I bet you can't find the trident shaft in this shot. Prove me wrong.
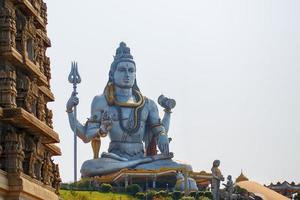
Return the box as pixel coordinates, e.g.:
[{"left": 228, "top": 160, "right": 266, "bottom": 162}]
[{"left": 68, "top": 61, "right": 81, "bottom": 182}]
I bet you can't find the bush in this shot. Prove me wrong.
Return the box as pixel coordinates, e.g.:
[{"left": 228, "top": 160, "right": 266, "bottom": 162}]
[
  {"left": 145, "top": 190, "right": 157, "bottom": 200},
  {"left": 182, "top": 197, "right": 195, "bottom": 200},
  {"left": 199, "top": 197, "right": 211, "bottom": 200},
  {"left": 125, "top": 184, "right": 142, "bottom": 196},
  {"left": 203, "top": 191, "right": 212, "bottom": 199},
  {"left": 100, "top": 183, "right": 112, "bottom": 193},
  {"left": 157, "top": 190, "right": 169, "bottom": 197},
  {"left": 197, "top": 191, "right": 205, "bottom": 197},
  {"left": 189, "top": 191, "right": 197, "bottom": 198},
  {"left": 60, "top": 183, "right": 70, "bottom": 190},
  {"left": 135, "top": 192, "right": 146, "bottom": 200},
  {"left": 76, "top": 178, "right": 91, "bottom": 190},
  {"left": 295, "top": 192, "right": 300, "bottom": 200},
  {"left": 172, "top": 190, "right": 183, "bottom": 200}
]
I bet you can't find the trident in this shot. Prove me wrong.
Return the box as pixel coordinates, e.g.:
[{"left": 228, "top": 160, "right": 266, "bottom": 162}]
[{"left": 68, "top": 61, "right": 81, "bottom": 182}]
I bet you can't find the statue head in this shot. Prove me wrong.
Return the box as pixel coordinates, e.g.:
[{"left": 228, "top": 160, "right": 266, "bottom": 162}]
[
  {"left": 213, "top": 159, "right": 220, "bottom": 167},
  {"left": 227, "top": 175, "right": 232, "bottom": 181},
  {"left": 107, "top": 42, "right": 140, "bottom": 91}
]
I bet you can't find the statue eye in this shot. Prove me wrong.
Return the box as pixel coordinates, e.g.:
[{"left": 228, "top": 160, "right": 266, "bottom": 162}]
[{"left": 118, "top": 68, "right": 126, "bottom": 72}]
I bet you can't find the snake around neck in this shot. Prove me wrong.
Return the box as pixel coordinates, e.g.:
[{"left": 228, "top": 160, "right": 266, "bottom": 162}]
[{"left": 104, "top": 83, "right": 146, "bottom": 135}]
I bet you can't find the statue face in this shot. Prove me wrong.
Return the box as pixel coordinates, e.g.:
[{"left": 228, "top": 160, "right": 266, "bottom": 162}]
[{"left": 113, "top": 61, "right": 136, "bottom": 88}]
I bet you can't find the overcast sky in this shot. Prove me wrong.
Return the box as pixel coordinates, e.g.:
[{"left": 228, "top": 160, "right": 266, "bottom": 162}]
[{"left": 44, "top": 0, "right": 300, "bottom": 184}]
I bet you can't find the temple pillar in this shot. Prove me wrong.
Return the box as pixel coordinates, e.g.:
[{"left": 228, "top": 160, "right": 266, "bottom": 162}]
[
  {"left": 124, "top": 175, "right": 128, "bottom": 188},
  {"left": 184, "top": 169, "right": 188, "bottom": 196},
  {"left": 152, "top": 175, "right": 156, "bottom": 189}
]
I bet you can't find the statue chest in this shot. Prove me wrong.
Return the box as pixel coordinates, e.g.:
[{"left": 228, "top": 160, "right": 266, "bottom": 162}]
[
  {"left": 106, "top": 106, "right": 149, "bottom": 142},
  {"left": 107, "top": 106, "right": 148, "bottom": 122}
]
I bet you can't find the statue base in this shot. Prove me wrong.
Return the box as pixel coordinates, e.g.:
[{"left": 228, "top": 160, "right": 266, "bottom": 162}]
[{"left": 80, "top": 153, "right": 199, "bottom": 192}]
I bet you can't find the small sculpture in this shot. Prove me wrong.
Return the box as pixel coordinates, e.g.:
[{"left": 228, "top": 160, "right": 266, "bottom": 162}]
[
  {"left": 211, "top": 160, "right": 224, "bottom": 200},
  {"left": 223, "top": 175, "right": 234, "bottom": 200},
  {"left": 66, "top": 42, "right": 193, "bottom": 177},
  {"left": 174, "top": 171, "right": 198, "bottom": 192}
]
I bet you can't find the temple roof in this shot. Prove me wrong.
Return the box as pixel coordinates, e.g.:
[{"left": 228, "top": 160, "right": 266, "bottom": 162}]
[
  {"left": 237, "top": 181, "right": 289, "bottom": 200},
  {"left": 235, "top": 171, "right": 249, "bottom": 183},
  {"left": 267, "top": 181, "right": 300, "bottom": 190}
]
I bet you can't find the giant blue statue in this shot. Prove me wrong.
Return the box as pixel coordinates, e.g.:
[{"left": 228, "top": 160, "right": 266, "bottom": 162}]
[{"left": 66, "top": 42, "right": 195, "bottom": 181}]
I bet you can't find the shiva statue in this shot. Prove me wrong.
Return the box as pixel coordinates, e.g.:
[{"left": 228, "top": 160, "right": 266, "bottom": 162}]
[
  {"left": 211, "top": 160, "right": 225, "bottom": 200},
  {"left": 66, "top": 42, "right": 195, "bottom": 179}
]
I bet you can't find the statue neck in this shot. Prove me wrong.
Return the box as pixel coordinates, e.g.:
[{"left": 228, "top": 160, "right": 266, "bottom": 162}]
[{"left": 114, "top": 86, "right": 134, "bottom": 102}]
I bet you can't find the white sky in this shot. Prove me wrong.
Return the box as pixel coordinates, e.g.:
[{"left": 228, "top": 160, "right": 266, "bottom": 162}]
[{"left": 44, "top": 0, "right": 300, "bottom": 184}]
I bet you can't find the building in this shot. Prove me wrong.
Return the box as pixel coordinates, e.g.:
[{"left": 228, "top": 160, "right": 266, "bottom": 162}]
[
  {"left": 235, "top": 171, "right": 249, "bottom": 183},
  {"left": 93, "top": 168, "right": 212, "bottom": 191},
  {"left": 266, "top": 181, "right": 300, "bottom": 198},
  {"left": 0, "top": 0, "right": 61, "bottom": 199}
]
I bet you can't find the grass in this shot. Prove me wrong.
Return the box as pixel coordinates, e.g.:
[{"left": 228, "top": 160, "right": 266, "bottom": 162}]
[{"left": 60, "top": 190, "right": 136, "bottom": 200}]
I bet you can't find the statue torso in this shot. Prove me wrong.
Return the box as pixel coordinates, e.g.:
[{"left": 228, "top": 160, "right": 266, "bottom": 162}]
[{"left": 90, "top": 94, "right": 155, "bottom": 160}]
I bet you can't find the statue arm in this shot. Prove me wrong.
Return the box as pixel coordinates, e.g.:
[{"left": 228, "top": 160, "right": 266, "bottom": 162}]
[
  {"left": 148, "top": 99, "right": 169, "bottom": 154},
  {"left": 67, "top": 112, "right": 87, "bottom": 141},
  {"left": 148, "top": 99, "right": 166, "bottom": 136},
  {"left": 84, "top": 96, "right": 107, "bottom": 143},
  {"left": 67, "top": 95, "right": 105, "bottom": 143},
  {"left": 162, "top": 110, "right": 171, "bottom": 133}
]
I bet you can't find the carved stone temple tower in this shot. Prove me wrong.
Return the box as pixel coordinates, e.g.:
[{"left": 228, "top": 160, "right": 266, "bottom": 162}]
[{"left": 0, "top": 0, "right": 61, "bottom": 199}]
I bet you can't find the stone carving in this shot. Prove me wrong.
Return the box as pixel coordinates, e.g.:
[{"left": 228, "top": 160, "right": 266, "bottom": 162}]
[
  {"left": 41, "top": 152, "right": 51, "bottom": 185},
  {"left": 24, "top": 135, "right": 38, "bottom": 178},
  {"left": 0, "top": 1, "right": 61, "bottom": 197},
  {"left": 67, "top": 42, "right": 193, "bottom": 177},
  {"left": 16, "top": 74, "right": 39, "bottom": 114},
  {"left": 15, "top": 11, "right": 26, "bottom": 54},
  {"left": 0, "top": 6, "right": 16, "bottom": 52},
  {"left": 37, "top": 94, "right": 46, "bottom": 122},
  {"left": 44, "top": 56, "right": 51, "bottom": 84},
  {"left": 211, "top": 160, "right": 224, "bottom": 200},
  {"left": 3, "top": 125, "right": 25, "bottom": 174},
  {"left": 45, "top": 108, "right": 53, "bottom": 128},
  {"left": 41, "top": 2, "right": 48, "bottom": 25},
  {"left": 52, "top": 164, "right": 61, "bottom": 194},
  {"left": 0, "top": 64, "right": 17, "bottom": 108}
]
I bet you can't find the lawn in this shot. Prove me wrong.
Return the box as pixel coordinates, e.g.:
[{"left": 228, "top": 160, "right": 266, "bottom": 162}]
[{"left": 60, "top": 190, "right": 135, "bottom": 200}]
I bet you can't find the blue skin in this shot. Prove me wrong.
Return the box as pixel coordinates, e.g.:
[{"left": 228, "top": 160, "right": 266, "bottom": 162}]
[{"left": 67, "top": 61, "right": 169, "bottom": 160}]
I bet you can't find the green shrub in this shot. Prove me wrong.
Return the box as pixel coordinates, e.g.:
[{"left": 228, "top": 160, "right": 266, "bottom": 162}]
[
  {"left": 145, "top": 190, "right": 157, "bottom": 200},
  {"left": 60, "top": 183, "right": 70, "bottom": 190},
  {"left": 125, "top": 184, "right": 142, "bottom": 196},
  {"left": 203, "top": 191, "right": 212, "bottom": 199},
  {"left": 199, "top": 197, "right": 211, "bottom": 200},
  {"left": 100, "top": 183, "right": 112, "bottom": 193},
  {"left": 135, "top": 192, "right": 146, "bottom": 200},
  {"left": 295, "top": 192, "right": 300, "bottom": 200},
  {"left": 172, "top": 190, "right": 183, "bottom": 200},
  {"left": 182, "top": 197, "right": 195, "bottom": 200},
  {"left": 157, "top": 190, "right": 169, "bottom": 197},
  {"left": 189, "top": 191, "right": 197, "bottom": 197},
  {"left": 76, "top": 178, "right": 91, "bottom": 190}
]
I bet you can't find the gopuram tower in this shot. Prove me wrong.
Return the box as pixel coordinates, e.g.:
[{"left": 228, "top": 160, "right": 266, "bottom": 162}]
[{"left": 0, "top": 0, "right": 61, "bottom": 199}]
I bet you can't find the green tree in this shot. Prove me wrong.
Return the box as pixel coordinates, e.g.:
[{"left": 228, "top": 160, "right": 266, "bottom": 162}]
[
  {"left": 125, "top": 184, "right": 142, "bottom": 196},
  {"left": 100, "top": 183, "right": 113, "bottom": 193}
]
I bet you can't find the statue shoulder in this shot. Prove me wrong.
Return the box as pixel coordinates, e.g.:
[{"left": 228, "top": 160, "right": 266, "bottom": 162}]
[
  {"left": 145, "top": 97, "right": 158, "bottom": 111},
  {"left": 91, "top": 94, "right": 108, "bottom": 110}
]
